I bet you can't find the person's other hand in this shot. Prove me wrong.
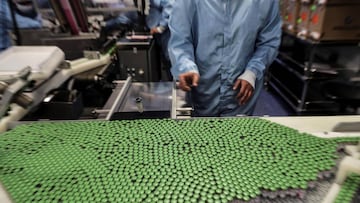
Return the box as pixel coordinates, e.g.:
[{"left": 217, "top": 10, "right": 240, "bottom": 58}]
[
  {"left": 178, "top": 72, "right": 200, "bottom": 91},
  {"left": 233, "top": 79, "right": 254, "bottom": 105}
]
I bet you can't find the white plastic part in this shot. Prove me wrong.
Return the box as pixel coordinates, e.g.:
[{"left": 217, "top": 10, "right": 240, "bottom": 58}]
[
  {"left": 287, "top": 24, "right": 294, "bottom": 32},
  {"left": 322, "top": 156, "right": 360, "bottom": 203},
  {"left": 297, "top": 30, "right": 308, "bottom": 39},
  {"left": 0, "top": 46, "right": 64, "bottom": 82},
  {"left": 318, "top": 0, "right": 327, "bottom": 5},
  {"left": 335, "top": 156, "right": 360, "bottom": 185},
  {"left": 322, "top": 184, "right": 341, "bottom": 203},
  {"left": 345, "top": 145, "right": 360, "bottom": 159},
  {"left": 0, "top": 104, "right": 27, "bottom": 133},
  {"left": 0, "top": 183, "right": 12, "bottom": 203},
  {"left": 310, "top": 31, "right": 321, "bottom": 40}
]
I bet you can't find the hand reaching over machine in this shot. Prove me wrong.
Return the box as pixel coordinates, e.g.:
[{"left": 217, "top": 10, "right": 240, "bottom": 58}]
[
  {"left": 178, "top": 72, "right": 200, "bottom": 92},
  {"left": 150, "top": 26, "right": 165, "bottom": 35},
  {"left": 233, "top": 79, "right": 254, "bottom": 105}
]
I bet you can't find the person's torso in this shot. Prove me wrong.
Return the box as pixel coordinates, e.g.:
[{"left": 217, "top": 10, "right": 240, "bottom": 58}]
[
  {"left": 192, "top": 0, "right": 274, "bottom": 78},
  {"left": 189, "top": 0, "right": 275, "bottom": 116}
]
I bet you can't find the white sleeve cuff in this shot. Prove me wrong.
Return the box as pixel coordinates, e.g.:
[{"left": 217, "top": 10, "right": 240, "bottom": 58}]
[
  {"left": 188, "top": 69, "right": 199, "bottom": 73},
  {"left": 238, "top": 70, "right": 256, "bottom": 89},
  {"left": 156, "top": 26, "right": 165, "bottom": 33}
]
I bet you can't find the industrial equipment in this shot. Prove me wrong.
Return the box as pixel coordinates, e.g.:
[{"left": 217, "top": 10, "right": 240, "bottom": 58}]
[
  {"left": 1, "top": 1, "right": 359, "bottom": 202},
  {"left": 117, "top": 34, "right": 160, "bottom": 82},
  {"left": 16, "top": 0, "right": 162, "bottom": 81},
  {"left": 0, "top": 46, "right": 114, "bottom": 132}
]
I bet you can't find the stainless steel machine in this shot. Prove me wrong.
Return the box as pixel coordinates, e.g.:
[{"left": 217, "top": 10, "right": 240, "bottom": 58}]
[
  {"left": 0, "top": 45, "right": 191, "bottom": 133},
  {"left": 94, "top": 78, "right": 192, "bottom": 120}
]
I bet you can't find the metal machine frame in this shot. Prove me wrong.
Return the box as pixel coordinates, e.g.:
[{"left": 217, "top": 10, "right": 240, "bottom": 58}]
[{"left": 0, "top": 51, "right": 112, "bottom": 133}]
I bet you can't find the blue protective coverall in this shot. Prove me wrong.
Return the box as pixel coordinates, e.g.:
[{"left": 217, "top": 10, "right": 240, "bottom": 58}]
[
  {"left": 0, "top": 0, "right": 42, "bottom": 51},
  {"left": 169, "top": 0, "right": 282, "bottom": 117},
  {"left": 105, "top": 0, "right": 174, "bottom": 61},
  {"left": 104, "top": 1, "right": 138, "bottom": 30},
  {"left": 146, "top": 0, "right": 174, "bottom": 61}
]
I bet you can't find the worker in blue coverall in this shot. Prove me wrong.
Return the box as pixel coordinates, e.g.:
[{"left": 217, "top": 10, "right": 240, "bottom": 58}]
[
  {"left": 0, "top": 0, "right": 42, "bottom": 51},
  {"left": 105, "top": 0, "right": 174, "bottom": 56},
  {"left": 103, "top": 0, "right": 138, "bottom": 31},
  {"left": 105, "top": 0, "right": 174, "bottom": 80},
  {"left": 146, "top": 0, "right": 174, "bottom": 69},
  {"left": 169, "top": 0, "right": 282, "bottom": 116}
]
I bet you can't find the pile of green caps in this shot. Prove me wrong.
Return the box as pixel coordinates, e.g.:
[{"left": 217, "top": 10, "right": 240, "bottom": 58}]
[
  {"left": 333, "top": 137, "right": 360, "bottom": 144},
  {"left": 335, "top": 174, "right": 360, "bottom": 203},
  {"left": 0, "top": 118, "right": 358, "bottom": 202}
]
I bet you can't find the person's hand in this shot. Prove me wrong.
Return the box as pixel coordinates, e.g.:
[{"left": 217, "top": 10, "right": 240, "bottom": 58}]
[
  {"left": 150, "top": 26, "right": 165, "bottom": 35},
  {"left": 233, "top": 79, "right": 254, "bottom": 105},
  {"left": 178, "top": 72, "right": 200, "bottom": 91},
  {"left": 150, "top": 27, "right": 161, "bottom": 35}
]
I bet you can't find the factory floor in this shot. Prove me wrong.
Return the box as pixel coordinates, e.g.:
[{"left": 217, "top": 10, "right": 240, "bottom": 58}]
[
  {"left": 253, "top": 87, "right": 295, "bottom": 116},
  {"left": 255, "top": 86, "right": 360, "bottom": 116}
]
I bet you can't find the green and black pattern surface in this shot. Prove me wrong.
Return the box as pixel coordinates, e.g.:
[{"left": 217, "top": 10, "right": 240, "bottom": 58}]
[
  {"left": 335, "top": 174, "right": 360, "bottom": 203},
  {"left": 0, "top": 118, "right": 359, "bottom": 202}
]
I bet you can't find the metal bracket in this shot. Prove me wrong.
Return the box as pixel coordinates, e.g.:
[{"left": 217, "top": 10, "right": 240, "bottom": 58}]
[
  {"left": 171, "top": 81, "right": 193, "bottom": 119},
  {"left": 84, "top": 50, "right": 101, "bottom": 60},
  {"left": 105, "top": 77, "right": 132, "bottom": 120},
  {"left": 0, "top": 67, "right": 33, "bottom": 118}
]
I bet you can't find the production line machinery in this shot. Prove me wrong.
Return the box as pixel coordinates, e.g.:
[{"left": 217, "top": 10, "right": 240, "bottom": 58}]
[
  {"left": 1, "top": 81, "right": 360, "bottom": 203},
  {"left": 94, "top": 77, "right": 191, "bottom": 120},
  {"left": 0, "top": 46, "right": 115, "bottom": 132},
  {"left": 18, "top": 0, "right": 152, "bottom": 60},
  {"left": 0, "top": 48, "right": 360, "bottom": 203},
  {"left": 0, "top": 45, "right": 191, "bottom": 133}
]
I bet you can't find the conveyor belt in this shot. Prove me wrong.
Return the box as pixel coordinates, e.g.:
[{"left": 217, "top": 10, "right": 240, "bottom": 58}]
[{"left": 0, "top": 118, "right": 359, "bottom": 202}]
